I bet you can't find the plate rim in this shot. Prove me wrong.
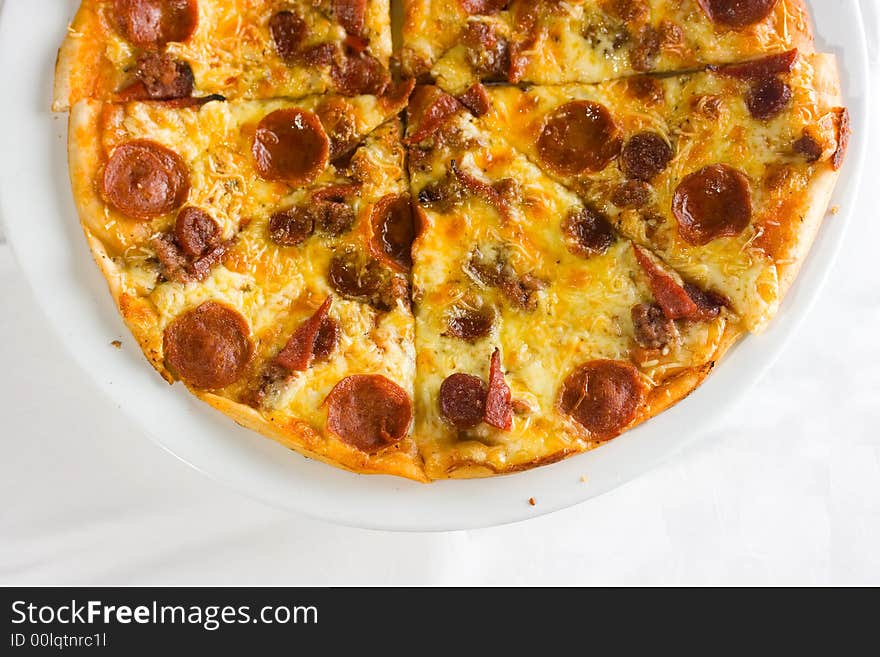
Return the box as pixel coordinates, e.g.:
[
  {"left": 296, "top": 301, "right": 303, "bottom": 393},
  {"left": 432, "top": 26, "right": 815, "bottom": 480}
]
[{"left": 0, "top": 0, "right": 870, "bottom": 531}]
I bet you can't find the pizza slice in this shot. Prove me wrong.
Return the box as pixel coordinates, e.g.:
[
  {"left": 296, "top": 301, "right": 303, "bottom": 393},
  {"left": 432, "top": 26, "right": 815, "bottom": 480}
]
[
  {"left": 469, "top": 50, "right": 848, "bottom": 331},
  {"left": 402, "top": 0, "right": 814, "bottom": 94},
  {"left": 67, "top": 88, "right": 426, "bottom": 480},
  {"left": 406, "top": 86, "right": 741, "bottom": 478},
  {"left": 55, "top": 0, "right": 393, "bottom": 111}
]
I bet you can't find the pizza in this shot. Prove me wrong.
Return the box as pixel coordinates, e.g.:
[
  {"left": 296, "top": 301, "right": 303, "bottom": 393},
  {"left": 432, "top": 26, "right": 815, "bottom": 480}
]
[
  {"left": 54, "top": 0, "right": 393, "bottom": 110},
  {"left": 55, "top": 0, "right": 848, "bottom": 482},
  {"left": 466, "top": 50, "right": 848, "bottom": 331},
  {"left": 402, "top": 0, "right": 814, "bottom": 93}
]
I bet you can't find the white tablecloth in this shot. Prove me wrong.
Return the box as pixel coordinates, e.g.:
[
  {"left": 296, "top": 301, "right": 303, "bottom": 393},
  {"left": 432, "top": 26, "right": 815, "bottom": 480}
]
[{"left": 2, "top": 80, "right": 878, "bottom": 591}]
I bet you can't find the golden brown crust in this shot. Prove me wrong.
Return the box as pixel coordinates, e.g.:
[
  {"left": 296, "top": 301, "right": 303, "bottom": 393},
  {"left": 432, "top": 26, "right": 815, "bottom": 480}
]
[
  {"left": 772, "top": 54, "right": 843, "bottom": 307},
  {"left": 201, "top": 392, "right": 428, "bottom": 482}
]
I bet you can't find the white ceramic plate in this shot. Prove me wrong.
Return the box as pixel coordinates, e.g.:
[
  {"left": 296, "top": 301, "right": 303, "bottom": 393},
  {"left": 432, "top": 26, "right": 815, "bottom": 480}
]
[{"left": 0, "top": 0, "right": 872, "bottom": 531}]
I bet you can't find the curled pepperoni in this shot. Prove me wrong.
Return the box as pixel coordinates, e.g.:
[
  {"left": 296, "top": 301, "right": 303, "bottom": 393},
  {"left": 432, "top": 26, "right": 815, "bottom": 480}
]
[
  {"left": 164, "top": 301, "right": 253, "bottom": 390},
  {"left": 621, "top": 132, "right": 674, "bottom": 181},
  {"left": 276, "top": 298, "right": 338, "bottom": 371},
  {"left": 114, "top": 0, "right": 198, "bottom": 48},
  {"left": 253, "top": 109, "right": 329, "bottom": 185},
  {"left": 711, "top": 49, "right": 798, "bottom": 78},
  {"left": 450, "top": 160, "right": 511, "bottom": 219},
  {"left": 405, "top": 87, "right": 462, "bottom": 145},
  {"left": 325, "top": 375, "right": 413, "bottom": 451},
  {"left": 313, "top": 317, "right": 341, "bottom": 361},
  {"left": 537, "top": 101, "right": 622, "bottom": 175},
  {"left": 558, "top": 360, "right": 645, "bottom": 439},
  {"left": 633, "top": 246, "right": 699, "bottom": 320},
  {"left": 334, "top": 0, "right": 366, "bottom": 36},
  {"left": 439, "top": 373, "right": 487, "bottom": 429},
  {"left": 270, "top": 10, "right": 307, "bottom": 62},
  {"left": 370, "top": 195, "right": 415, "bottom": 272},
  {"left": 672, "top": 164, "right": 752, "bottom": 245},
  {"left": 331, "top": 52, "right": 390, "bottom": 96},
  {"left": 697, "top": 0, "right": 778, "bottom": 28},
  {"left": 459, "top": 0, "right": 510, "bottom": 14},
  {"left": 101, "top": 140, "right": 189, "bottom": 221},
  {"left": 446, "top": 306, "right": 495, "bottom": 342},
  {"left": 484, "top": 349, "right": 512, "bottom": 430},
  {"left": 175, "top": 206, "right": 219, "bottom": 257},
  {"left": 562, "top": 206, "right": 615, "bottom": 258},
  {"left": 458, "top": 83, "right": 492, "bottom": 117},
  {"left": 269, "top": 208, "right": 314, "bottom": 247},
  {"left": 747, "top": 77, "right": 792, "bottom": 120},
  {"left": 684, "top": 283, "right": 728, "bottom": 321}
]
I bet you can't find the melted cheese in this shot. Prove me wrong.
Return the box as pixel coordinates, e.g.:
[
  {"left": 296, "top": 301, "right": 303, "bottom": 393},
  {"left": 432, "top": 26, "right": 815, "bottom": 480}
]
[
  {"left": 404, "top": 0, "right": 812, "bottom": 93},
  {"left": 408, "top": 109, "right": 732, "bottom": 478},
  {"left": 57, "top": 0, "right": 393, "bottom": 108},
  {"left": 476, "top": 53, "right": 838, "bottom": 331}
]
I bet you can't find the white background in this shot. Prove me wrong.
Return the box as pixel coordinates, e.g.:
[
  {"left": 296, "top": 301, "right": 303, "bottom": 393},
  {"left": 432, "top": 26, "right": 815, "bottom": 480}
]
[{"left": 1, "top": 5, "right": 879, "bottom": 586}]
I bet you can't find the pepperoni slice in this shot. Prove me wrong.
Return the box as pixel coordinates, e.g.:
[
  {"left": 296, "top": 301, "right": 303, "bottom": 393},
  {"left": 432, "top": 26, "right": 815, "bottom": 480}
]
[
  {"left": 370, "top": 195, "right": 415, "bottom": 272},
  {"left": 175, "top": 206, "right": 219, "bottom": 257},
  {"left": 684, "top": 283, "right": 728, "bottom": 321},
  {"left": 404, "top": 87, "right": 462, "bottom": 145},
  {"left": 334, "top": 0, "right": 366, "bottom": 36},
  {"left": 459, "top": 0, "right": 510, "bottom": 14},
  {"left": 270, "top": 10, "right": 308, "bottom": 62},
  {"left": 484, "top": 349, "right": 512, "bottom": 430},
  {"left": 621, "top": 132, "right": 674, "bottom": 181},
  {"left": 537, "top": 101, "right": 622, "bottom": 175},
  {"left": 325, "top": 375, "right": 413, "bottom": 451},
  {"left": 672, "top": 164, "right": 752, "bottom": 245},
  {"left": 697, "top": 0, "right": 778, "bottom": 28},
  {"left": 446, "top": 306, "right": 495, "bottom": 342},
  {"left": 747, "top": 77, "right": 792, "bottom": 120},
  {"left": 562, "top": 206, "right": 615, "bottom": 257},
  {"left": 633, "top": 246, "right": 700, "bottom": 320},
  {"left": 253, "top": 109, "right": 330, "bottom": 185},
  {"left": 276, "top": 298, "right": 337, "bottom": 372},
  {"left": 164, "top": 302, "right": 253, "bottom": 390},
  {"left": 330, "top": 53, "right": 390, "bottom": 96},
  {"left": 114, "top": 0, "right": 198, "bottom": 48},
  {"left": 439, "top": 373, "right": 487, "bottom": 429},
  {"left": 458, "top": 83, "right": 491, "bottom": 117},
  {"left": 269, "top": 207, "right": 315, "bottom": 246},
  {"left": 450, "top": 160, "right": 511, "bottom": 219},
  {"left": 558, "top": 360, "right": 645, "bottom": 439},
  {"left": 711, "top": 49, "right": 798, "bottom": 78},
  {"left": 101, "top": 140, "right": 190, "bottom": 221}
]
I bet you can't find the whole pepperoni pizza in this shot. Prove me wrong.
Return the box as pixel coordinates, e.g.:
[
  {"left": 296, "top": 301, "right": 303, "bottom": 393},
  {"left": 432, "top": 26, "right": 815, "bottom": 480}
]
[{"left": 55, "top": 0, "right": 849, "bottom": 481}]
